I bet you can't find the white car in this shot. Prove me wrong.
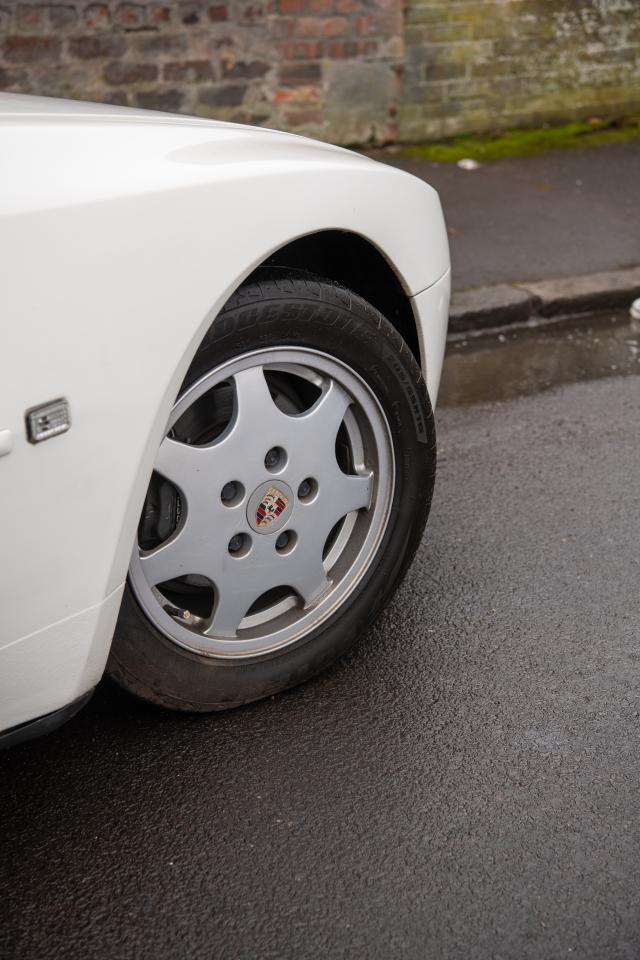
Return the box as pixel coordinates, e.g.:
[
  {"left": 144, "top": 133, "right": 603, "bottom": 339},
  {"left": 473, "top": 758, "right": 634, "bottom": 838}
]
[{"left": 0, "top": 93, "right": 450, "bottom": 746}]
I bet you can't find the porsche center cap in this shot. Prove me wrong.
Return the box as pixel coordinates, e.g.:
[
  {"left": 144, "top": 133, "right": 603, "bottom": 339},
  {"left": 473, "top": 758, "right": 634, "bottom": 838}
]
[{"left": 247, "top": 480, "right": 294, "bottom": 535}]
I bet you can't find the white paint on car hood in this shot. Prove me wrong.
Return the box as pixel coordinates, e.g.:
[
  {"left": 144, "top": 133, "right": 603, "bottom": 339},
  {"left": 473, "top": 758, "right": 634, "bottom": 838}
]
[{"left": 0, "top": 91, "right": 348, "bottom": 155}]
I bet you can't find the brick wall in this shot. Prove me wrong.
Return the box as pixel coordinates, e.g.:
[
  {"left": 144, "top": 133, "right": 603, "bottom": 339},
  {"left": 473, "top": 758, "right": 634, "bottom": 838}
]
[
  {"left": 402, "top": 0, "right": 640, "bottom": 141},
  {"left": 0, "top": 0, "right": 639, "bottom": 145},
  {"left": 0, "top": 0, "right": 404, "bottom": 144}
]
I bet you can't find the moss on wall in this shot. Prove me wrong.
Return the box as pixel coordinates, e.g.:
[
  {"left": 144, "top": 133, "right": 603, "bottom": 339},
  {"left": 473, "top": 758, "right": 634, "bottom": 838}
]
[
  {"left": 401, "top": 116, "right": 640, "bottom": 162},
  {"left": 400, "top": 0, "right": 640, "bottom": 143}
]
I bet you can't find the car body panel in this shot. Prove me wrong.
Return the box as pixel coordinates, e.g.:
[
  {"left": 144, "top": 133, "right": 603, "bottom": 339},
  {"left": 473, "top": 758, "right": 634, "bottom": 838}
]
[{"left": 0, "top": 94, "right": 450, "bottom": 734}]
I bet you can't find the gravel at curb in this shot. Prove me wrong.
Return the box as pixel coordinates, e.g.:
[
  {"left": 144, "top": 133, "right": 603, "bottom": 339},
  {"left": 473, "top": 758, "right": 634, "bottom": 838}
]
[{"left": 449, "top": 264, "right": 640, "bottom": 335}]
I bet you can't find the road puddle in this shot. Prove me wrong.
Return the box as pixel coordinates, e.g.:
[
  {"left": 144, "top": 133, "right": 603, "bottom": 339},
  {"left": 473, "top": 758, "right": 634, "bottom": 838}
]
[{"left": 439, "top": 309, "right": 640, "bottom": 407}]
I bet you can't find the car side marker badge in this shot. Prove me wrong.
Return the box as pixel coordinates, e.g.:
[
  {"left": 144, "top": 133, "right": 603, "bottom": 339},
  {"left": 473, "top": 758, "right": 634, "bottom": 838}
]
[{"left": 25, "top": 398, "right": 71, "bottom": 444}]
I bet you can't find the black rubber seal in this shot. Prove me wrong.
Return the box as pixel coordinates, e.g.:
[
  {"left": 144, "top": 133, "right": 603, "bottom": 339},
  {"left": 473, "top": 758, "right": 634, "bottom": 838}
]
[{"left": 0, "top": 690, "right": 94, "bottom": 750}]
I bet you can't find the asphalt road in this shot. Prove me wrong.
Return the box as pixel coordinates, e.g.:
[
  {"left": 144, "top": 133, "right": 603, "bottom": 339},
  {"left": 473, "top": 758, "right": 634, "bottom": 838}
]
[
  {"left": 2, "top": 316, "right": 640, "bottom": 959},
  {"left": 371, "top": 141, "right": 640, "bottom": 290}
]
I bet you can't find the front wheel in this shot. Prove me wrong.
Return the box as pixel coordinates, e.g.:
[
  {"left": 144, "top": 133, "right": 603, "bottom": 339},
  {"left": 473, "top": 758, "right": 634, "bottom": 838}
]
[{"left": 108, "top": 270, "right": 436, "bottom": 710}]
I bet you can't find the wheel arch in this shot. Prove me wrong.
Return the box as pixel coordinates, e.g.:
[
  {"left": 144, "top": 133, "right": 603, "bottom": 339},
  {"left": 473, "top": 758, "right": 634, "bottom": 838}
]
[
  {"left": 106, "top": 229, "right": 431, "bottom": 610},
  {"left": 246, "top": 230, "right": 422, "bottom": 366}
]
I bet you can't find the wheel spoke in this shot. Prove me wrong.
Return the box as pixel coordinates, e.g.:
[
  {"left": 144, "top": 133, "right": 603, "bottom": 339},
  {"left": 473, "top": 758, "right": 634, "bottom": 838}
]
[
  {"left": 233, "top": 365, "right": 281, "bottom": 431},
  {"left": 299, "top": 470, "right": 373, "bottom": 543},
  {"left": 289, "top": 554, "right": 332, "bottom": 607},
  {"left": 299, "top": 379, "right": 352, "bottom": 450},
  {"left": 333, "top": 470, "right": 374, "bottom": 516},
  {"left": 139, "top": 528, "right": 191, "bottom": 586},
  {"left": 154, "top": 436, "right": 210, "bottom": 496},
  {"left": 206, "top": 584, "right": 255, "bottom": 638}
]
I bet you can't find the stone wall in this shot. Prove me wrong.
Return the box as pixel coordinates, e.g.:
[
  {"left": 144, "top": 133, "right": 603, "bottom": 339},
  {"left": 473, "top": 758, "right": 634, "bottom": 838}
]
[
  {"left": 0, "top": 0, "right": 639, "bottom": 145},
  {"left": 402, "top": 0, "right": 640, "bottom": 141},
  {"left": 0, "top": 0, "right": 403, "bottom": 143}
]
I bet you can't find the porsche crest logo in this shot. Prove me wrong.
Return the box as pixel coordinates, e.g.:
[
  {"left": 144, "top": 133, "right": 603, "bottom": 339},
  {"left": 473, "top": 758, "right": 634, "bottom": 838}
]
[{"left": 256, "top": 486, "right": 289, "bottom": 528}]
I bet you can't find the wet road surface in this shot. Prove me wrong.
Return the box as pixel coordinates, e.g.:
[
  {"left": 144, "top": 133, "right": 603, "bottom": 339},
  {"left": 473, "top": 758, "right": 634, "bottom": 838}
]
[
  {"left": 441, "top": 308, "right": 640, "bottom": 406},
  {"left": 2, "top": 313, "right": 640, "bottom": 959}
]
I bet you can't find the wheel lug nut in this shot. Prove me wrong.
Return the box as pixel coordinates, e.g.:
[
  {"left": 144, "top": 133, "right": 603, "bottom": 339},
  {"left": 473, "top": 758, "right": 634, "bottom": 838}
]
[
  {"left": 298, "top": 477, "right": 317, "bottom": 502},
  {"left": 221, "top": 482, "right": 237, "bottom": 502},
  {"left": 221, "top": 480, "right": 245, "bottom": 507},
  {"left": 275, "top": 530, "right": 297, "bottom": 553},
  {"left": 264, "top": 446, "right": 285, "bottom": 471},
  {"left": 228, "top": 534, "right": 243, "bottom": 553}
]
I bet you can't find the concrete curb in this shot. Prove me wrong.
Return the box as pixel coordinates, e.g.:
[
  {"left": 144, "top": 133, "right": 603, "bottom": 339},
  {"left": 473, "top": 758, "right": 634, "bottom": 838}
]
[{"left": 449, "top": 264, "right": 640, "bottom": 335}]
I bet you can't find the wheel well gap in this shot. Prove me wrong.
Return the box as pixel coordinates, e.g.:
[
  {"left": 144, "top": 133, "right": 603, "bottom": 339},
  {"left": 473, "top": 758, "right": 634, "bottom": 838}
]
[{"left": 249, "top": 231, "right": 421, "bottom": 364}]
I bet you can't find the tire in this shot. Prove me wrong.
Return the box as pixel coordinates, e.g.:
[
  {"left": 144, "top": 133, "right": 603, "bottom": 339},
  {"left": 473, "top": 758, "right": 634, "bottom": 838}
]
[{"left": 107, "top": 269, "right": 436, "bottom": 711}]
